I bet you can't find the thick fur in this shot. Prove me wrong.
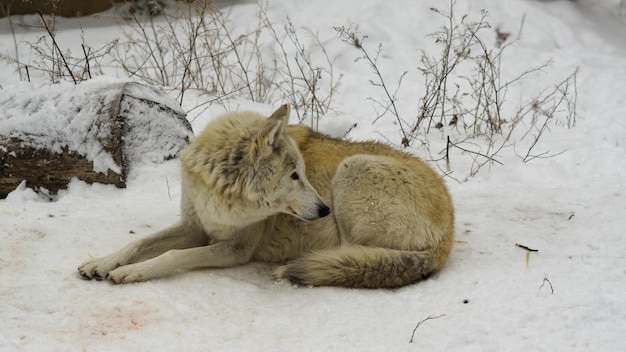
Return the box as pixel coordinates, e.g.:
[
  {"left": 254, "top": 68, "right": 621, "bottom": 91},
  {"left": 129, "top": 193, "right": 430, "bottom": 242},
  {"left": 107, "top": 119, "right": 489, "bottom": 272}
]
[{"left": 78, "top": 105, "right": 454, "bottom": 288}]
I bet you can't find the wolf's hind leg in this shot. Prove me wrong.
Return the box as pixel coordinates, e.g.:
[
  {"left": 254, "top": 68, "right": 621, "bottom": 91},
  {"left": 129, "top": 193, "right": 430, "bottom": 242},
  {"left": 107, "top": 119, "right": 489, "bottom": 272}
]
[
  {"left": 277, "top": 154, "right": 454, "bottom": 288},
  {"left": 78, "top": 222, "right": 207, "bottom": 280},
  {"left": 331, "top": 154, "right": 453, "bottom": 251}
]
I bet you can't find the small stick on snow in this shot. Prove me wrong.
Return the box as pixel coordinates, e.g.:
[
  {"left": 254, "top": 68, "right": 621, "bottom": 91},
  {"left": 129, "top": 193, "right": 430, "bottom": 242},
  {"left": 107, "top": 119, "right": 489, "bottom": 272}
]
[
  {"left": 409, "top": 314, "right": 446, "bottom": 343},
  {"left": 539, "top": 276, "right": 554, "bottom": 294},
  {"left": 165, "top": 176, "right": 172, "bottom": 201},
  {"left": 515, "top": 243, "right": 538, "bottom": 252}
]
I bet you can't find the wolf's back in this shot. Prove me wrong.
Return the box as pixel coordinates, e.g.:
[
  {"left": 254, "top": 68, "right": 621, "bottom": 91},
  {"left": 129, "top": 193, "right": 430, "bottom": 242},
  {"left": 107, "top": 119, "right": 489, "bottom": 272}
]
[{"left": 275, "top": 245, "right": 449, "bottom": 289}]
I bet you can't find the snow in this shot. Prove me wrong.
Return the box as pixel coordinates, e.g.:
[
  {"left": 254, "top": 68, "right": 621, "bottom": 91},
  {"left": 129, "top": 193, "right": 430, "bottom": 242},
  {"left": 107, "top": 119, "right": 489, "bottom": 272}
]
[{"left": 1, "top": 0, "right": 625, "bottom": 351}]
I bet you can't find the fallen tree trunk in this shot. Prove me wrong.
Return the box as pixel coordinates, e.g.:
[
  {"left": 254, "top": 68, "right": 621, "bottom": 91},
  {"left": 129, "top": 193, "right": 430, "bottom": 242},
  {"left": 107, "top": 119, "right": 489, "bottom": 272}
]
[
  {"left": 1, "top": 138, "right": 125, "bottom": 196},
  {"left": 0, "top": 78, "right": 193, "bottom": 199}
]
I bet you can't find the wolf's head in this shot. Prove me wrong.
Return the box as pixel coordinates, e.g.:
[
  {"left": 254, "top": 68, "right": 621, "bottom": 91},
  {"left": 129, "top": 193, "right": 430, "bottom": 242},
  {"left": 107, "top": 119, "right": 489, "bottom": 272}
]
[
  {"left": 248, "top": 105, "right": 330, "bottom": 221},
  {"left": 182, "top": 105, "right": 330, "bottom": 225}
]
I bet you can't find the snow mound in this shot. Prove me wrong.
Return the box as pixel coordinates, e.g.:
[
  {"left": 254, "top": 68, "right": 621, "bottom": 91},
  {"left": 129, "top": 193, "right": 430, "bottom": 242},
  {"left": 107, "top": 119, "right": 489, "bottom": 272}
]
[{"left": 0, "top": 77, "right": 192, "bottom": 175}]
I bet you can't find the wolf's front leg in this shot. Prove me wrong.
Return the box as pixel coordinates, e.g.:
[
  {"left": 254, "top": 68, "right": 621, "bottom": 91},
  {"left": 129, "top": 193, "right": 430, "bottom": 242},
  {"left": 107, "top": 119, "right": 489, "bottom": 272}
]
[
  {"left": 78, "top": 222, "right": 206, "bottom": 281},
  {"left": 107, "top": 232, "right": 263, "bottom": 283}
]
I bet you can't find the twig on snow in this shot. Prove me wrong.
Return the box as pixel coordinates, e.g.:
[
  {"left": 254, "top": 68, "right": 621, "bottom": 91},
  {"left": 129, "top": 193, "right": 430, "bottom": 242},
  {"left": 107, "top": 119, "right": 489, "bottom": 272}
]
[
  {"left": 409, "top": 314, "right": 446, "bottom": 343},
  {"left": 516, "top": 243, "right": 538, "bottom": 268},
  {"left": 515, "top": 243, "right": 538, "bottom": 252},
  {"left": 539, "top": 275, "right": 554, "bottom": 294}
]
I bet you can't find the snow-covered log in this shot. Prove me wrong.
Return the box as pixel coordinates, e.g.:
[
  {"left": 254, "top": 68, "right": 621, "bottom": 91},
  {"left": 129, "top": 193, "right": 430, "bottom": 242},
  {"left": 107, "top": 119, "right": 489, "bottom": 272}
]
[{"left": 0, "top": 78, "right": 193, "bottom": 198}]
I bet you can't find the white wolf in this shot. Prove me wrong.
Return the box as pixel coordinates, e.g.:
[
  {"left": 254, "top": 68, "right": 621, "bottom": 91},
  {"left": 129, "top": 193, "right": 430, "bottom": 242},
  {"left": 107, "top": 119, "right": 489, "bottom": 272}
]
[{"left": 78, "top": 105, "right": 455, "bottom": 288}]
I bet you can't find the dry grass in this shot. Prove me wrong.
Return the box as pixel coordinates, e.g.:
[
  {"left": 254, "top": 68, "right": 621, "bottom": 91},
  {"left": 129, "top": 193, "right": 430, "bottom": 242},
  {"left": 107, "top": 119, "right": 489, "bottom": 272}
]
[{"left": 1, "top": 0, "right": 577, "bottom": 178}]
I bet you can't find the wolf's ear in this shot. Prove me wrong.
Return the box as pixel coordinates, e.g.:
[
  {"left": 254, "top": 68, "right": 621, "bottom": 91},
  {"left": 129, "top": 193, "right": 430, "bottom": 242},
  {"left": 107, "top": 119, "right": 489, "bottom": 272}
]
[
  {"left": 265, "top": 104, "right": 290, "bottom": 145},
  {"left": 250, "top": 105, "right": 291, "bottom": 161}
]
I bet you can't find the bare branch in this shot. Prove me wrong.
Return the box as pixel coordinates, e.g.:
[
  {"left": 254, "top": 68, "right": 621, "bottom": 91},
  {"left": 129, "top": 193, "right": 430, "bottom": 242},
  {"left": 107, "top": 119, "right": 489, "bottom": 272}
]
[
  {"left": 539, "top": 275, "right": 554, "bottom": 294},
  {"left": 409, "top": 314, "right": 446, "bottom": 343},
  {"left": 38, "top": 13, "right": 77, "bottom": 84}
]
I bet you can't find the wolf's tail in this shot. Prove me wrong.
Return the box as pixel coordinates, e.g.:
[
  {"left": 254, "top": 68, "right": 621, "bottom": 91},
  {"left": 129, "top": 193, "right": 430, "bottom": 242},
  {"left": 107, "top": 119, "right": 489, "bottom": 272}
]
[{"left": 275, "top": 244, "right": 450, "bottom": 289}]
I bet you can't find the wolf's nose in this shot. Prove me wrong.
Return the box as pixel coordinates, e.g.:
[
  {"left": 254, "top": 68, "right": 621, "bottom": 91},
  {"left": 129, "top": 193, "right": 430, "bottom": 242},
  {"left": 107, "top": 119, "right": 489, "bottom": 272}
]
[{"left": 318, "top": 205, "right": 331, "bottom": 218}]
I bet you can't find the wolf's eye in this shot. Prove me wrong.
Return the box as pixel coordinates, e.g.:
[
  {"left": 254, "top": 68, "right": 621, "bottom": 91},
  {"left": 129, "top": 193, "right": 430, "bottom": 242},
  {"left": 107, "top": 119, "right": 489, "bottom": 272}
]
[{"left": 290, "top": 172, "right": 299, "bottom": 180}]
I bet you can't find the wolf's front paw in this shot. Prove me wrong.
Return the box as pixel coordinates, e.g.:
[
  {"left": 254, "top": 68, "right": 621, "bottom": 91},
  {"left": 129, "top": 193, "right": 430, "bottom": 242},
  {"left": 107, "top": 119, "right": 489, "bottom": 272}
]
[
  {"left": 107, "top": 266, "right": 142, "bottom": 284},
  {"left": 77, "top": 258, "right": 120, "bottom": 281},
  {"left": 107, "top": 262, "right": 158, "bottom": 284}
]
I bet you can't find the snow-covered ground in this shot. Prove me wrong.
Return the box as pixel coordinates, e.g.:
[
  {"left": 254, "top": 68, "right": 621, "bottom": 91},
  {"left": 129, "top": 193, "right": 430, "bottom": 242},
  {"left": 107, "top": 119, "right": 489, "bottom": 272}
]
[{"left": 1, "top": 0, "right": 625, "bottom": 351}]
